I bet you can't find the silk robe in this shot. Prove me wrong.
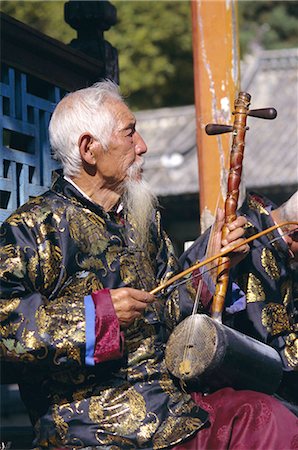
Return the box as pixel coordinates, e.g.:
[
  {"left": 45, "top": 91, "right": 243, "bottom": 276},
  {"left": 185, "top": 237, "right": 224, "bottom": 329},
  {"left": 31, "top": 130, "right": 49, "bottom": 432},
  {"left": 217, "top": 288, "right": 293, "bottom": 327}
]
[{"left": 0, "top": 176, "right": 209, "bottom": 449}]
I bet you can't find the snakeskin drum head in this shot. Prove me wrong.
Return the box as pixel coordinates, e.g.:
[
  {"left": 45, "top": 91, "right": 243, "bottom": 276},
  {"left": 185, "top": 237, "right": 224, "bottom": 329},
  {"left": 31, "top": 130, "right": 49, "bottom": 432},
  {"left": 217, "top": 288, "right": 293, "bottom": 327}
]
[{"left": 165, "top": 314, "right": 224, "bottom": 382}]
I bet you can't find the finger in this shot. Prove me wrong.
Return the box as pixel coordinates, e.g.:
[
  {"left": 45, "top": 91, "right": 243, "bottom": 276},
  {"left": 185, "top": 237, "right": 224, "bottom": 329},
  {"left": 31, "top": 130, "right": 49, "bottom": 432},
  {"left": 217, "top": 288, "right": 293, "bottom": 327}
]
[
  {"left": 130, "top": 288, "right": 155, "bottom": 303},
  {"left": 222, "top": 227, "right": 245, "bottom": 246},
  {"left": 111, "top": 287, "right": 155, "bottom": 304},
  {"left": 119, "top": 311, "right": 142, "bottom": 328},
  {"left": 129, "top": 299, "right": 153, "bottom": 313},
  {"left": 214, "top": 207, "right": 225, "bottom": 232},
  {"left": 227, "top": 215, "right": 247, "bottom": 231},
  {"left": 220, "top": 238, "right": 249, "bottom": 254}
]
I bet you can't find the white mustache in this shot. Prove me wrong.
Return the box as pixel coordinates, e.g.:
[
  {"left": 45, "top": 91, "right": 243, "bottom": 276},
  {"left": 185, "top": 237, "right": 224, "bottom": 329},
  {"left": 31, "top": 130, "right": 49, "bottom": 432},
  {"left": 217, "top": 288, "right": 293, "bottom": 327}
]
[{"left": 127, "top": 159, "right": 144, "bottom": 177}]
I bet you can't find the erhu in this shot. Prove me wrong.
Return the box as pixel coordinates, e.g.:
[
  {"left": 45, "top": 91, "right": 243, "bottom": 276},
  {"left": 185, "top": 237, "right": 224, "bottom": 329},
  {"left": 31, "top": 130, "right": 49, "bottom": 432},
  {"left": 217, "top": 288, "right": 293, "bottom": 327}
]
[{"left": 151, "top": 92, "right": 296, "bottom": 394}]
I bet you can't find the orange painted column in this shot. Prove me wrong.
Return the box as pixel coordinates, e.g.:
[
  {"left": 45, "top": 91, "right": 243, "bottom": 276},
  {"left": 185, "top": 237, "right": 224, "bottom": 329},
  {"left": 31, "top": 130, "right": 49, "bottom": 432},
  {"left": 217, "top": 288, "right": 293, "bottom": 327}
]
[{"left": 191, "top": 0, "right": 240, "bottom": 232}]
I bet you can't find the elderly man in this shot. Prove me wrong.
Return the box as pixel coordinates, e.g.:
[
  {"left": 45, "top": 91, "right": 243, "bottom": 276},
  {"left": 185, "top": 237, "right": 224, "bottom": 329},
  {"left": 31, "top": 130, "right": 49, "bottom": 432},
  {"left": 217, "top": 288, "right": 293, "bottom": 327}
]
[{"left": 1, "top": 81, "right": 297, "bottom": 449}]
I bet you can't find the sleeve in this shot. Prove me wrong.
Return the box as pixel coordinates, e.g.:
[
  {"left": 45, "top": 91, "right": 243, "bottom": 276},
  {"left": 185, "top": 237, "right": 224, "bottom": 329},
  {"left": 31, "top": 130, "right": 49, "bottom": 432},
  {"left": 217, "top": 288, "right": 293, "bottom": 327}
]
[
  {"left": 85, "top": 289, "right": 124, "bottom": 365},
  {"left": 0, "top": 215, "right": 122, "bottom": 376}
]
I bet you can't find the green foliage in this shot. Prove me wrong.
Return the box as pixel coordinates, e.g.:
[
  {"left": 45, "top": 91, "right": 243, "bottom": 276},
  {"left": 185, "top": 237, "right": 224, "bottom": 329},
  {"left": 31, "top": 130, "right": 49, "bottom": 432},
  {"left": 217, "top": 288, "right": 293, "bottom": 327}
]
[
  {"left": 1, "top": 1, "right": 76, "bottom": 43},
  {"left": 106, "top": 1, "right": 193, "bottom": 109},
  {"left": 1, "top": 0, "right": 297, "bottom": 109},
  {"left": 238, "top": 1, "right": 298, "bottom": 55}
]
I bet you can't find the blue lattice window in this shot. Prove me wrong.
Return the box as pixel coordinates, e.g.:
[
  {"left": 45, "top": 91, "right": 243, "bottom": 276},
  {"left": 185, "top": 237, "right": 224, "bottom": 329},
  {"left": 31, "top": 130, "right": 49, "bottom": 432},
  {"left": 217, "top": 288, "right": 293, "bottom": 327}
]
[{"left": 0, "top": 64, "right": 65, "bottom": 222}]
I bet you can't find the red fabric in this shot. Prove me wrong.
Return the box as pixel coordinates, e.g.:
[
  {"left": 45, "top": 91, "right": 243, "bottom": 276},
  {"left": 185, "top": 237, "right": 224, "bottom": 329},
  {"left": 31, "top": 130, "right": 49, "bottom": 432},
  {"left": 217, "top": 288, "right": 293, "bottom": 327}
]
[
  {"left": 173, "top": 388, "right": 298, "bottom": 450},
  {"left": 192, "top": 268, "right": 213, "bottom": 309},
  {"left": 91, "top": 289, "right": 124, "bottom": 363}
]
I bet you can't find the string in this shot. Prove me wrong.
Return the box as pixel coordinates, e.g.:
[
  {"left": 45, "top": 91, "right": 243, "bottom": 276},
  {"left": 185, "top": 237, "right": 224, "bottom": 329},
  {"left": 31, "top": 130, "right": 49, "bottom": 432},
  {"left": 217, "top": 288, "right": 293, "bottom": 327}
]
[
  {"left": 181, "top": 279, "right": 203, "bottom": 370},
  {"left": 154, "top": 226, "right": 298, "bottom": 297},
  {"left": 180, "top": 196, "right": 227, "bottom": 365}
]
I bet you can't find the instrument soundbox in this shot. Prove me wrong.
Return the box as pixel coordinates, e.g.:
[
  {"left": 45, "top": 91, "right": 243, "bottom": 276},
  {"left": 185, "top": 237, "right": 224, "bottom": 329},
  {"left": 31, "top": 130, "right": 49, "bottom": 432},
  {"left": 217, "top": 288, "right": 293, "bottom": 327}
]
[{"left": 165, "top": 314, "right": 283, "bottom": 394}]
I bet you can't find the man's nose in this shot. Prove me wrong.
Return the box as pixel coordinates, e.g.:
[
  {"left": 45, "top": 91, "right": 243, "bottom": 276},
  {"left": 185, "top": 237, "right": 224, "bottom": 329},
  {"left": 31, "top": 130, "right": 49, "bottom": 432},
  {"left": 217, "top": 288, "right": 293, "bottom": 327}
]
[{"left": 134, "top": 132, "right": 147, "bottom": 155}]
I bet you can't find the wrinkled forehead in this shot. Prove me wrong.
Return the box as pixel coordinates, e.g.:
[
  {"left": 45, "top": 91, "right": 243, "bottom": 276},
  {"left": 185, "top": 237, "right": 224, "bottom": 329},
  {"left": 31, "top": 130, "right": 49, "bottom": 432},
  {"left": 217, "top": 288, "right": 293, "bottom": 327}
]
[{"left": 107, "top": 99, "right": 136, "bottom": 130}]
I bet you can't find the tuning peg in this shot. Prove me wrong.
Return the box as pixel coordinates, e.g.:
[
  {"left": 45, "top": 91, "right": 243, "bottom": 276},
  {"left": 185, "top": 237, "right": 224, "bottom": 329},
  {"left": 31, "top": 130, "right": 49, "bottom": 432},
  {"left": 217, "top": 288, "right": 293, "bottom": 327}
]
[
  {"left": 248, "top": 108, "right": 277, "bottom": 119},
  {"left": 205, "top": 124, "right": 233, "bottom": 135}
]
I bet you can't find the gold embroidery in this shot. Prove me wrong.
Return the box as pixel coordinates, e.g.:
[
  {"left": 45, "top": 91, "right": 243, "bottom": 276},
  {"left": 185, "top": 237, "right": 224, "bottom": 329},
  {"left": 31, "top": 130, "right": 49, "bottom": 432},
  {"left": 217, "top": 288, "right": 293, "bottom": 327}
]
[
  {"left": 285, "top": 333, "right": 298, "bottom": 369},
  {"left": 105, "top": 245, "right": 122, "bottom": 273},
  {"left": 248, "top": 197, "right": 269, "bottom": 215},
  {"left": 52, "top": 404, "right": 69, "bottom": 442},
  {"left": 95, "top": 431, "right": 137, "bottom": 448},
  {"left": 6, "top": 197, "right": 44, "bottom": 228},
  {"left": 137, "top": 412, "right": 159, "bottom": 445},
  {"left": 89, "top": 397, "right": 104, "bottom": 423},
  {"left": 0, "top": 245, "right": 25, "bottom": 279},
  {"left": 60, "top": 272, "right": 103, "bottom": 299},
  {"left": 89, "top": 386, "right": 147, "bottom": 434},
  {"left": 246, "top": 273, "right": 266, "bottom": 303},
  {"left": 67, "top": 207, "right": 108, "bottom": 255},
  {"left": 119, "top": 254, "right": 138, "bottom": 286},
  {"left": 76, "top": 254, "right": 107, "bottom": 274},
  {"left": 261, "top": 248, "right": 280, "bottom": 280},
  {"left": 54, "top": 343, "right": 81, "bottom": 366},
  {"left": 0, "top": 298, "right": 21, "bottom": 322},
  {"left": 0, "top": 339, "right": 35, "bottom": 362},
  {"left": 21, "top": 329, "right": 47, "bottom": 358},
  {"left": 262, "top": 303, "right": 291, "bottom": 335},
  {"left": 36, "top": 293, "right": 85, "bottom": 364},
  {"left": 166, "top": 289, "right": 181, "bottom": 329},
  {"left": 153, "top": 416, "right": 202, "bottom": 449},
  {"left": 159, "top": 370, "right": 179, "bottom": 398},
  {"left": 281, "top": 280, "right": 292, "bottom": 307},
  {"left": 27, "top": 251, "right": 39, "bottom": 289},
  {"left": 39, "top": 241, "right": 63, "bottom": 291}
]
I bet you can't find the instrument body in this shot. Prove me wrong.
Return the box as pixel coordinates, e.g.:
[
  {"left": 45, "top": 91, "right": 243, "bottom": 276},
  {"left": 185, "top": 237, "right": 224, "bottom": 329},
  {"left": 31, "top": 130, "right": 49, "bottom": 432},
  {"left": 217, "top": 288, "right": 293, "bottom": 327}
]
[
  {"left": 165, "top": 314, "right": 283, "bottom": 395},
  {"left": 212, "top": 92, "right": 251, "bottom": 320},
  {"left": 163, "top": 92, "right": 281, "bottom": 395}
]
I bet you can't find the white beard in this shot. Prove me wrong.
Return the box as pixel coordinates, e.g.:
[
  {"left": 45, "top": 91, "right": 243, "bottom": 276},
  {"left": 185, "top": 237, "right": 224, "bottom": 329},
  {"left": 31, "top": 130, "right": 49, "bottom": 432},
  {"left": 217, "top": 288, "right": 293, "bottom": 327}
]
[{"left": 122, "top": 162, "right": 158, "bottom": 249}]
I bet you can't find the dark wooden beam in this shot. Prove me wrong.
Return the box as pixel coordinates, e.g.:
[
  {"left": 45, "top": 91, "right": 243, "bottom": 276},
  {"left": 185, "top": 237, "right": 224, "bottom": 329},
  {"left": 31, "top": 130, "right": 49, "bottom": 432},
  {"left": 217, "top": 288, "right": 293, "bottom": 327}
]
[{"left": 1, "top": 12, "right": 106, "bottom": 91}]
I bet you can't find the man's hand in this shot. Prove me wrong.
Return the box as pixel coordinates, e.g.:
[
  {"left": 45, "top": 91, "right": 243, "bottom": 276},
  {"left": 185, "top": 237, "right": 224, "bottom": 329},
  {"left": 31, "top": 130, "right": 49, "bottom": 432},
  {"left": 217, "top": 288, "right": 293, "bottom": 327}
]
[
  {"left": 110, "top": 287, "right": 155, "bottom": 328},
  {"left": 212, "top": 208, "right": 250, "bottom": 267},
  {"left": 221, "top": 216, "right": 250, "bottom": 266}
]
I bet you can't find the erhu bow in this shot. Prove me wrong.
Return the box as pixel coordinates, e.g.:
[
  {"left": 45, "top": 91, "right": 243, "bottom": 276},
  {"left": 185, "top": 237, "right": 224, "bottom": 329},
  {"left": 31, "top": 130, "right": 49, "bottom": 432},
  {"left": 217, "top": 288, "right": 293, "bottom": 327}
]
[
  {"left": 151, "top": 92, "right": 293, "bottom": 395},
  {"left": 150, "top": 222, "right": 298, "bottom": 296}
]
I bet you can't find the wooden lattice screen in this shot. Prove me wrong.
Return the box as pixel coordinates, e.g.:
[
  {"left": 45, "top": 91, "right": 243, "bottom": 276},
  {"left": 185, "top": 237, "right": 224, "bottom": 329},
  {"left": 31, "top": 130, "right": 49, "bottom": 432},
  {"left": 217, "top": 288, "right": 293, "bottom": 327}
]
[
  {"left": 0, "top": 64, "right": 63, "bottom": 222},
  {"left": 0, "top": 9, "right": 117, "bottom": 223}
]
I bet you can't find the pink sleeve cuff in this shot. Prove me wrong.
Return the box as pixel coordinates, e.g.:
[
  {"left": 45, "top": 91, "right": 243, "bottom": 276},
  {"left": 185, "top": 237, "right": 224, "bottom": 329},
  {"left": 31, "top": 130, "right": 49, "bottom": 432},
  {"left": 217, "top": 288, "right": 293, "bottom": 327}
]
[{"left": 91, "top": 289, "right": 124, "bottom": 363}]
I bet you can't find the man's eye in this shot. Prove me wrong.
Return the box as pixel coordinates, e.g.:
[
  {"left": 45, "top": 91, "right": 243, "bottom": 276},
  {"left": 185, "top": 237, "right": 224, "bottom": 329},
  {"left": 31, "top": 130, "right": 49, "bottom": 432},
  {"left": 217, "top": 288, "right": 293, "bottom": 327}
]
[{"left": 127, "top": 130, "right": 134, "bottom": 137}]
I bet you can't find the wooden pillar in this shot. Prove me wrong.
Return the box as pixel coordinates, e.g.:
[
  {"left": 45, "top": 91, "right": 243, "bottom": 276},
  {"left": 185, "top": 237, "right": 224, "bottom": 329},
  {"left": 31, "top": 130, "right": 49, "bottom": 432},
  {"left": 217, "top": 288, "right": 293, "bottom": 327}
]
[{"left": 191, "top": 0, "right": 240, "bottom": 232}]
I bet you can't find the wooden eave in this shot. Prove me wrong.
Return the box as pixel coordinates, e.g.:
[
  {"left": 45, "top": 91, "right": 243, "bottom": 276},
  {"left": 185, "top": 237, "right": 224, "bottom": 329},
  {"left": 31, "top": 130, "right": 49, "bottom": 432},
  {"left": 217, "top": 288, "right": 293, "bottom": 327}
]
[{"left": 1, "top": 12, "right": 104, "bottom": 91}]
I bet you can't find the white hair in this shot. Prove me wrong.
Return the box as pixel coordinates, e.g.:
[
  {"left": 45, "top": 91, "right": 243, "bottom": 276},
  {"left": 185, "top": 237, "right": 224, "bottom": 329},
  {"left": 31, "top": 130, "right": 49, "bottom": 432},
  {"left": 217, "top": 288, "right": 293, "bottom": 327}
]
[
  {"left": 277, "top": 191, "right": 298, "bottom": 222},
  {"left": 49, "top": 80, "right": 124, "bottom": 177}
]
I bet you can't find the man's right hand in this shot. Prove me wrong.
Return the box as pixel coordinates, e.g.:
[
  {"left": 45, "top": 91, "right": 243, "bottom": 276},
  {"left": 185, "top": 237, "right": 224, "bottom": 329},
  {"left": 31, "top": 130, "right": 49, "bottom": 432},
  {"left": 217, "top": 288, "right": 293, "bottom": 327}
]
[{"left": 110, "top": 287, "right": 155, "bottom": 328}]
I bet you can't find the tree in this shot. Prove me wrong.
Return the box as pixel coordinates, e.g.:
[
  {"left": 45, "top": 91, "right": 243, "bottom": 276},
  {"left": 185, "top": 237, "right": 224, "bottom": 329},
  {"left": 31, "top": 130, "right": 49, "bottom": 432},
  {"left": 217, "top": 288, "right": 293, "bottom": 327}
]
[
  {"left": 1, "top": 1, "right": 297, "bottom": 110},
  {"left": 1, "top": 0, "right": 193, "bottom": 110},
  {"left": 106, "top": 1, "right": 193, "bottom": 109},
  {"left": 238, "top": 1, "right": 298, "bottom": 55}
]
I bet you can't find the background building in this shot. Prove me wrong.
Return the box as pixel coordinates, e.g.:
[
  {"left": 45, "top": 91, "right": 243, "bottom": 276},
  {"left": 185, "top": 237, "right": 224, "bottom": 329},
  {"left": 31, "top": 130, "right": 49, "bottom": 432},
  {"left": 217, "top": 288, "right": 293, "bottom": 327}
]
[{"left": 137, "top": 47, "right": 298, "bottom": 252}]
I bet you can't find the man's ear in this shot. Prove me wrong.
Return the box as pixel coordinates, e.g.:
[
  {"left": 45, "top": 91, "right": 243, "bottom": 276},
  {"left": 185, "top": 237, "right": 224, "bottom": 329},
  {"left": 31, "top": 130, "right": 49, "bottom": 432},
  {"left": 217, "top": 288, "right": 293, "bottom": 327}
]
[{"left": 78, "top": 133, "right": 97, "bottom": 165}]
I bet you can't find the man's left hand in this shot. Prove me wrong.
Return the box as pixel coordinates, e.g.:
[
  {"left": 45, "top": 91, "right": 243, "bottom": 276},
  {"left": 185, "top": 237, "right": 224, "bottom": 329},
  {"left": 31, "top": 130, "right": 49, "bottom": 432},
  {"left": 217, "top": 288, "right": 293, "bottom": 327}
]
[{"left": 221, "top": 215, "right": 250, "bottom": 266}]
